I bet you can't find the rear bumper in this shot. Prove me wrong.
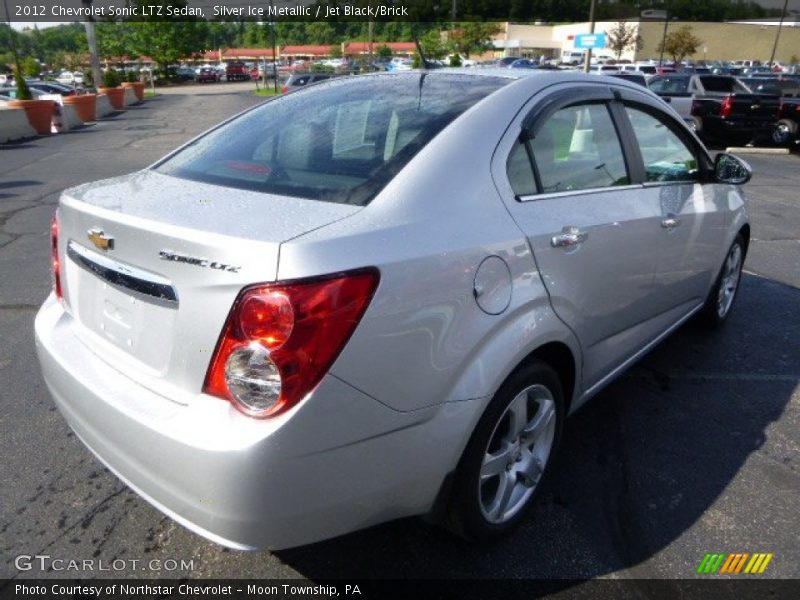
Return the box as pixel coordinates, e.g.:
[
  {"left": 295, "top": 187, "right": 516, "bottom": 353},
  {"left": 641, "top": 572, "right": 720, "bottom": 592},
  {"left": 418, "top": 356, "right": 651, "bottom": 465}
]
[
  {"left": 35, "top": 295, "right": 477, "bottom": 549},
  {"left": 701, "top": 117, "right": 775, "bottom": 137}
]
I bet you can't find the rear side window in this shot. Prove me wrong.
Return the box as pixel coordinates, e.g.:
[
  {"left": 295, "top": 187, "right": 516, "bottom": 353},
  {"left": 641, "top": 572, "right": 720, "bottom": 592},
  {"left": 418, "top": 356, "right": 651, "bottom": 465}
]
[
  {"left": 530, "top": 103, "right": 629, "bottom": 193},
  {"left": 156, "top": 74, "right": 508, "bottom": 205},
  {"left": 507, "top": 140, "right": 536, "bottom": 196}
]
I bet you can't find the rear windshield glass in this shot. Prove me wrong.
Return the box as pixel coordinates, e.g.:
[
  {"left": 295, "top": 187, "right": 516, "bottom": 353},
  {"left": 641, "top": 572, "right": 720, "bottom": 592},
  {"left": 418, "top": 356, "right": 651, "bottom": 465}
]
[
  {"left": 155, "top": 73, "right": 508, "bottom": 205},
  {"left": 699, "top": 76, "right": 749, "bottom": 93},
  {"left": 648, "top": 76, "right": 689, "bottom": 93}
]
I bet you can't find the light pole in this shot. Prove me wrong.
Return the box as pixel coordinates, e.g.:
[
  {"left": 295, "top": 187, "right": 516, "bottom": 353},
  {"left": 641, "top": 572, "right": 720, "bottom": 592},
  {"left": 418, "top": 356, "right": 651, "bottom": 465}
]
[
  {"left": 768, "top": 0, "right": 789, "bottom": 67},
  {"left": 81, "top": 0, "right": 103, "bottom": 89},
  {"left": 583, "top": 0, "right": 597, "bottom": 74},
  {"left": 659, "top": 0, "right": 671, "bottom": 68},
  {"left": 268, "top": 0, "right": 278, "bottom": 93}
]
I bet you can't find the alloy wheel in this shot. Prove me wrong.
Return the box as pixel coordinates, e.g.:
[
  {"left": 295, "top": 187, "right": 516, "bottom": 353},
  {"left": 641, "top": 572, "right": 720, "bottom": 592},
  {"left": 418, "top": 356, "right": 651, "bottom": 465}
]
[
  {"left": 478, "top": 384, "right": 556, "bottom": 524},
  {"left": 717, "top": 243, "right": 742, "bottom": 318}
]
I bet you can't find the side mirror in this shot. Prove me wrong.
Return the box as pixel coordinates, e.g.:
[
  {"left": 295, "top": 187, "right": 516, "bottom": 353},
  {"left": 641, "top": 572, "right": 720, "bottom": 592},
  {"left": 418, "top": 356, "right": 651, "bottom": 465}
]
[{"left": 714, "top": 153, "right": 752, "bottom": 185}]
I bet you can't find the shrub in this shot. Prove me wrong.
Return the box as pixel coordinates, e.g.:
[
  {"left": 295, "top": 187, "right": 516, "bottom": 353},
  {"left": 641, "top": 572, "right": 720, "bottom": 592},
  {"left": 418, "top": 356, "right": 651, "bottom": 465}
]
[
  {"left": 14, "top": 66, "right": 33, "bottom": 100},
  {"left": 102, "top": 69, "right": 121, "bottom": 88}
]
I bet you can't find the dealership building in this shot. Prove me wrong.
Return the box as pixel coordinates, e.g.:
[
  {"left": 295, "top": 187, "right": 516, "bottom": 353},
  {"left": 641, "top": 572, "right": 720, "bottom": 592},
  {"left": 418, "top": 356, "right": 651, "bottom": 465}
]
[{"left": 491, "top": 18, "right": 800, "bottom": 63}]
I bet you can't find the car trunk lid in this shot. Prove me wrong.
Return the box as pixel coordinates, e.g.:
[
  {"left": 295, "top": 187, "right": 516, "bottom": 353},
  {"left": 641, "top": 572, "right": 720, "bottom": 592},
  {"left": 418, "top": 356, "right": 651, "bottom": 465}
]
[{"left": 57, "top": 170, "right": 360, "bottom": 402}]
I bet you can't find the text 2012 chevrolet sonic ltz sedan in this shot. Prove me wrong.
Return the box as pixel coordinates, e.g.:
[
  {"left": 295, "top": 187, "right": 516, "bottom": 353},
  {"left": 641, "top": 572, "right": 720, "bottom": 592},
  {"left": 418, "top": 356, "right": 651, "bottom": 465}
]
[{"left": 35, "top": 70, "right": 751, "bottom": 550}]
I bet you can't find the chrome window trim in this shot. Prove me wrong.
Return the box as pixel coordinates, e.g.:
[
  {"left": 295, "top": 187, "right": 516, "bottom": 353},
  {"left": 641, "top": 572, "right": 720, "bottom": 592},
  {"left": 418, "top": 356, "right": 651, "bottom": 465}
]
[
  {"left": 67, "top": 241, "right": 179, "bottom": 306},
  {"left": 516, "top": 183, "right": 644, "bottom": 203},
  {"left": 641, "top": 180, "right": 699, "bottom": 189}
]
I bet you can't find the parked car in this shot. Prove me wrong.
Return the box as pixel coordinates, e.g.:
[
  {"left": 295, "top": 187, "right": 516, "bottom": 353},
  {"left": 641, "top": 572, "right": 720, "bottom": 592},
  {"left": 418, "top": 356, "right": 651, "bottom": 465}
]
[
  {"left": 55, "top": 71, "right": 84, "bottom": 86},
  {"left": 495, "top": 56, "right": 521, "bottom": 68},
  {"left": 609, "top": 72, "right": 648, "bottom": 87},
  {"left": 589, "top": 64, "right": 621, "bottom": 75},
  {"left": 0, "top": 85, "right": 52, "bottom": 100},
  {"left": 36, "top": 71, "right": 751, "bottom": 551},
  {"left": 225, "top": 61, "right": 250, "bottom": 82},
  {"left": 170, "top": 66, "right": 197, "bottom": 82},
  {"left": 28, "top": 81, "right": 78, "bottom": 96},
  {"left": 689, "top": 75, "right": 781, "bottom": 144},
  {"left": 649, "top": 74, "right": 781, "bottom": 143},
  {"left": 370, "top": 56, "right": 393, "bottom": 71},
  {"left": 385, "top": 57, "right": 412, "bottom": 72},
  {"left": 281, "top": 72, "right": 339, "bottom": 93},
  {"left": 740, "top": 77, "right": 800, "bottom": 98},
  {"left": 509, "top": 59, "right": 539, "bottom": 69},
  {"left": 196, "top": 67, "right": 220, "bottom": 84}
]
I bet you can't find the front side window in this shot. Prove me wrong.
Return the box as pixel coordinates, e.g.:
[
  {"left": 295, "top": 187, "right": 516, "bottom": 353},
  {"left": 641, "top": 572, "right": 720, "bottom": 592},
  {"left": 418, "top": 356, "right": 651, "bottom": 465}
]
[
  {"left": 530, "top": 103, "right": 629, "bottom": 193},
  {"left": 156, "top": 74, "right": 508, "bottom": 205},
  {"left": 625, "top": 106, "right": 699, "bottom": 182}
]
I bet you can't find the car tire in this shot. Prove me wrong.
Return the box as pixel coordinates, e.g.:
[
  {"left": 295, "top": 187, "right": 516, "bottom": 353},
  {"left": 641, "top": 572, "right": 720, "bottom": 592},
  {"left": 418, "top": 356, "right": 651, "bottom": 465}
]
[
  {"left": 447, "top": 360, "right": 564, "bottom": 542},
  {"left": 772, "top": 119, "right": 797, "bottom": 146},
  {"left": 697, "top": 234, "right": 745, "bottom": 328}
]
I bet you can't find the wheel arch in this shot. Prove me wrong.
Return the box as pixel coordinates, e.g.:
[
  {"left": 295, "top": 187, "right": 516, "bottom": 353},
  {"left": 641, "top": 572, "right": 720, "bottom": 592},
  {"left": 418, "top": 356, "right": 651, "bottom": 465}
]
[
  {"left": 427, "top": 337, "right": 579, "bottom": 523},
  {"left": 738, "top": 223, "right": 751, "bottom": 257}
]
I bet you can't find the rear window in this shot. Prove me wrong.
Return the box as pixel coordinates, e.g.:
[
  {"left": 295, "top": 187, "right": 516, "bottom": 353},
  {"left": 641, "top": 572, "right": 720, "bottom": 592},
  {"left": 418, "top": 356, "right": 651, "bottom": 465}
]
[
  {"left": 699, "top": 76, "right": 749, "bottom": 93},
  {"left": 156, "top": 74, "right": 507, "bottom": 205},
  {"left": 648, "top": 76, "right": 690, "bottom": 93}
]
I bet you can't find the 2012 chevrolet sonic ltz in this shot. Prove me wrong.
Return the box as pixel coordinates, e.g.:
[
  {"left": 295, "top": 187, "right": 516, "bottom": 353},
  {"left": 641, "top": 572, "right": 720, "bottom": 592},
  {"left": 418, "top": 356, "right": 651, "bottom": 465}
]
[{"left": 35, "top": 70, "right": 751, "bottom": 550}]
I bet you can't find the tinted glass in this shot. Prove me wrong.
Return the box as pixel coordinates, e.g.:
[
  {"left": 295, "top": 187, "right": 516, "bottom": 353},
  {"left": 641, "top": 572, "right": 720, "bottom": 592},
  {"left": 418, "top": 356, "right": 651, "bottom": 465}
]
[
  {"left": 531, "top": 103, "right": 629, "bottom": 193},
  {"left": 625, "top": 106, "right": 699, "bottom": 182},
  {"left": 156, "top": 74, "right": 508, "bottom": 205},
  {"left": 648, "top": 76, "right": 690, "bottom": 93},
  {"left": 506, "top": 139, "right": 536, "bottom": 196},
  {"left": 699, "top": 76, "right": 749, "bottom": 93}
]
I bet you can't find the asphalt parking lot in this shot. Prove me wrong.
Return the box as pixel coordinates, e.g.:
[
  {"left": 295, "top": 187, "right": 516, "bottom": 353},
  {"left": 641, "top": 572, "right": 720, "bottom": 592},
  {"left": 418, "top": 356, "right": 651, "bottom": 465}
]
[{"left": 0, "top": 83, "right": 798, "bottom": 583}]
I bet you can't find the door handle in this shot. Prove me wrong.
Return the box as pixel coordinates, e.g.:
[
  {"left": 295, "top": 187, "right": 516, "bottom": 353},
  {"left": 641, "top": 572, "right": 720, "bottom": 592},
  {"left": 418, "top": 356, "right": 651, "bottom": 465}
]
[
  {"left": 551, "top": 226, "right": 588, "bottom": 248},
  {"left": 661, "top": 217, "right": 682, "bottom": 230}
]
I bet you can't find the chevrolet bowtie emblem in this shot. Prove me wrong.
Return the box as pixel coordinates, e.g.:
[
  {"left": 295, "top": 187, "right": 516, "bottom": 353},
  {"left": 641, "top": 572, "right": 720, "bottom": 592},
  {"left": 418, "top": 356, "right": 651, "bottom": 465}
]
[{"left": 88, "top": 228, "right": 114, "bottom": 251}]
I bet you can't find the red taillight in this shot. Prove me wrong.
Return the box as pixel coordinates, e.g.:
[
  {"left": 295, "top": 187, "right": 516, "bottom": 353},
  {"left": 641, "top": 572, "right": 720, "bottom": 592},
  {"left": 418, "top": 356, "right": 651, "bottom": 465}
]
[
  {"left": 50, "top": 211, "right": 62, "bottom": 301},
  {"left": 203, "top": 268, "right": 380, "bottom": 418},
  {"left": 720, "top": 96, "right": 734, "bottom": 118}
]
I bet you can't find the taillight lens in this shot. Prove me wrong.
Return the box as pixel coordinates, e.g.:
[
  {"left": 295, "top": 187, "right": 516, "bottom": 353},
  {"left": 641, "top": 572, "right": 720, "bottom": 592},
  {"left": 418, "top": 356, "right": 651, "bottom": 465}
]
[
  {"left": 203, "top": 268, "right": 380, "bottom": 418},
  {"left": 50, "top": 211, "right": 62, "bottom": 301},
  {"left": 720, "top": 96, "right": 734, "bottom": 118}
]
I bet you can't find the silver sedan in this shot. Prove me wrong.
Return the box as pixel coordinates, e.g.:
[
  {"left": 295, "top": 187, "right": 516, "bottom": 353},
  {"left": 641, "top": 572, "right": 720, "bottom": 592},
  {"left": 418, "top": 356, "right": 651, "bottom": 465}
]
[{"left": 35, "top": 70, "right": 750, "bottom": 549}]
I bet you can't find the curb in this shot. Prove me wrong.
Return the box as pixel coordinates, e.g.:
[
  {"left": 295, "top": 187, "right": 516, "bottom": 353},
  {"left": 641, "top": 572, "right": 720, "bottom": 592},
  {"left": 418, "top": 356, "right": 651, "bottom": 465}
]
[{"left": 725, "top": 147, "right": 790, "bottom": 155}]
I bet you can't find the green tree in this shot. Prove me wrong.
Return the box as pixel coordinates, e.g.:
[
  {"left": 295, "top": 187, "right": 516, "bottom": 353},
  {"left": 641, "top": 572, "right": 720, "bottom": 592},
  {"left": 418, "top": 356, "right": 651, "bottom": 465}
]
[
  {"left": 329, "top": 45, "right": 343, "bottom": 58},
  {"left": 448, "top": 22, "right": 502, "bottom": 58},
  {"left": 20, "top": 56, "right": 40, "bottom": 77},
  {"left": 14, "top": 66, "right": 33, "bottom": 100},
  {"left": 606, "top": 21, "right": 643, "bottom": 61},
  {"left": 419, "top": 29, "right": 449, "bottom": 61},
  {"left": 125, "top": 1, "right": 205, "bottom": 73},
  {"left": 657, "top": 25, "right": 702, "bottom": 64},
  {"left": 376, "top": 44, "right": 392, "bottom": 58}
]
